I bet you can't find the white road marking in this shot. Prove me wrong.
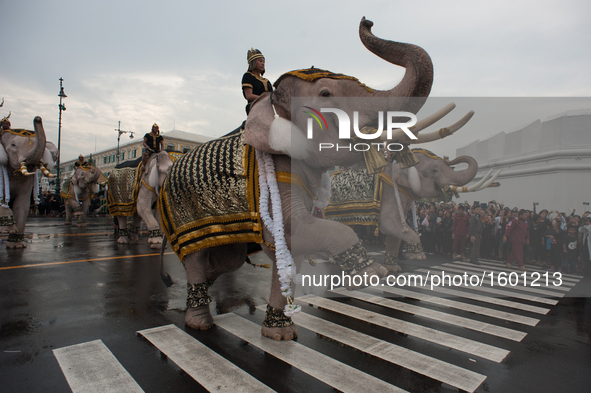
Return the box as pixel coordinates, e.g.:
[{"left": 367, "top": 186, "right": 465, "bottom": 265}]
[
  {"left": 288, "top": 309, "right": 486, "bottom": 392},
  {"left": 331, "top": 288, "right": 527, "bottom": 341},
  {"left": 214, "top": 313, "right": 406, "bottom": 393},
  {"left": 298, "top": 294, "right": 509, "bottom": 363},
  {"left": 367, "top": 285, "right": 540, "bottom": 326},
  {"left": 450, "top": 261, "right": 577, "bottom": 286},
  {"left": 53, "top": 340, "right": 144, "bottom": 393},
  {"left": 138, "top": 324, "right": 274, "bottom": 393}
]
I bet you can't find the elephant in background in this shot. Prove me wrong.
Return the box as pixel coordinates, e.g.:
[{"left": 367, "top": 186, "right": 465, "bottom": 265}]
[
  {"left": 157, "top": 18, "right": 472, "bottom": 341},
  {"left": 61, "top": 165, "right": 101, "bottom": 227},
  {"left": 0, "top": 117, "right": 52, "bottom": 248},
  {"left": 108, "top": 151, "right": 173, "bottom": 247}
]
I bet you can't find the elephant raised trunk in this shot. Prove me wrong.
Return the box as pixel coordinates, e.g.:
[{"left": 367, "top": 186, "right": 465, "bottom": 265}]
[
  {"left": 359, "top": 17, "right": 434, "bottom": 114},
  {"left": 443, "top": 155, "right": 479, "bottom": 186},
  {"left": 26, "top": 117, "right": 47, "bottom": 167}
]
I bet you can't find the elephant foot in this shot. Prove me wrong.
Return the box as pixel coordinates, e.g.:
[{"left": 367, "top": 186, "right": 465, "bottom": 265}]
[
  {"left": 261, "top": 305, "right": 297, "bottom": 341},
  {"left": 185, "top": 306, "right": 214, "bottom": 330},
  {"left": 6, "top": 241, "right": 27, "bottom": 249},
  {"left": 261, "top": 325, "right": 298, "bottom": 341},
  {"left": 150, "top": 242, "right": 164, "bottom": 250},
  {"left": 76, "top": 222, "right": 87, "bottom": 228},
  {"left": 345, "top": 262, "right": 388, "bottom": 290},
  {"left": 6, "top": 234, "right": 27, "bottom": 249},
  {"left": 148, "top": 236, "right": 163, "bottom": 244},
  {"left": 383, "top": 254, "right": 402, "bottom": 274},
  {"left": 0, "top": 225, "right": 18, "bottom": 234},
  {"left": 406, "top": 252, "right": 426, "bottom": 260},
  {"left": 117, "top": 236, "right": 130, "bottom": 244}
]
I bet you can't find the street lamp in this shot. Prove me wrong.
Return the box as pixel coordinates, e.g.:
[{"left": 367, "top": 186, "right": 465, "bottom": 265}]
[
  {"left": 115, "top": 121, "right": 134, "bottom": 165},
  {"left": 55, "top": 77, "right": 67, "bottom": 196}
]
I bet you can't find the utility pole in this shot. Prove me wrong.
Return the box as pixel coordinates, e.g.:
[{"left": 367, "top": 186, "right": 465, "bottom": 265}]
[{"left": 115, "top": 121, "right": 134, "bottom": 165}]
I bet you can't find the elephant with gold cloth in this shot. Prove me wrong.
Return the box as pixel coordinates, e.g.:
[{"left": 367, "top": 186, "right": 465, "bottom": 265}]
[{"left": 158, "top": 18, "right": 472, "bottom": 341}]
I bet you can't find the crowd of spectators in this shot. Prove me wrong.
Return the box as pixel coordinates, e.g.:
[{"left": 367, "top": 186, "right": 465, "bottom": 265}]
[{"left": 415, "top": 200, "right": 590, "bottom": 275}]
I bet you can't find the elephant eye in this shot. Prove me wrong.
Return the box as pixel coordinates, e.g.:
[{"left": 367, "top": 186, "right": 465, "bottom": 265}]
[{"left": 320, "top": 89, "right": 331, "bottom": 97}]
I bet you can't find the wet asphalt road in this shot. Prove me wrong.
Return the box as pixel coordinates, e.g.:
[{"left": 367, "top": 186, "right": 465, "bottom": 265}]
[{"left": 1, "top": 217, "right": 591, "bottom": 393}]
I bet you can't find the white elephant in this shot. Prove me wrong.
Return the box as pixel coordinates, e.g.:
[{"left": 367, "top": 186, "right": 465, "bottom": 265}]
[
  {"left": 156, "top": 18, "right": 476, "bottom": 342},
  {"left": 61, "top": 165, "right": 101, "bottom": 227},
  {"left": 107, "top": 151, "right": 173, "bottom": 247}
]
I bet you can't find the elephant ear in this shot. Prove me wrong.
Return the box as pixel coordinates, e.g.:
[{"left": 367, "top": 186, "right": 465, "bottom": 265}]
[
  {"left": 244, "top": 93, "right": 311, "bottom": 159},
  {"left": 243, "top": 94, "right": 285, "bottom": 155}
]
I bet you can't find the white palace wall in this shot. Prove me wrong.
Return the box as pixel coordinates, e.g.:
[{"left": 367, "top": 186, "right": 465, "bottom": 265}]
[{"left": 455, "top": 111, "right": 591, "bottom": 213}]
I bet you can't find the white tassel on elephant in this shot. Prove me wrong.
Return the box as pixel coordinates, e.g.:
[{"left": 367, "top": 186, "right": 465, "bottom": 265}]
[
  {"left": 0, "top": 165, "right": 9, "bottom": 207},
  {"left": 0, "top": 143, "right": 7, "bottom": 166},
  {"left": 256, "top": 149, "right": 301, "bottom": 317},
  {"left": 74, "top": 184, "right": 82, "bottom": 203}
]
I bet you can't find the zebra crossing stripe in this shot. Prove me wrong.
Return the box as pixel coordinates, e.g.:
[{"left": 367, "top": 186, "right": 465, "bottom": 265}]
[
  {"left": 428, "top": 266, "right": 567, "bottom": 296},
  {"left": 412, "top": 269, "right": 559, "bottom": 305},
  {"left": 289, "top": 309, "right": 486, "bottom": 392},
  {"left": 450, "top": 261, "right": 578, "bottom": 286},
  {"left": 331, "top": 288, "right": 527, "bottom": 341},
  {"left": 298, "top": 294, "right": 509, "bottom": 363},
  {"left": 395, "top": 275, "right": 550, "bottom": 314},
  {"left": 367, "top": 285, "right": 540, "bottom": 326},
  {"left": 473, "top": 259, "right": 582, "bottom": 281},
  {"left": 214, "top": 313, "right": 407, "bottom": 393},
  {"left": 53, "top": 339, "right": 144, "bottom": 393},
  {"left": 137, "top": 324, "right": 274, "bottom": 393}
]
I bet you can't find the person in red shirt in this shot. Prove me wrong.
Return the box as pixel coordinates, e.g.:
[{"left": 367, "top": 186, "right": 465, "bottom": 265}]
[
  {"left": 452, "top": 205, "right": 470, "bottom": 261},
  {"left": 503, "top": 209, "right": 530, "bottom": 271}
]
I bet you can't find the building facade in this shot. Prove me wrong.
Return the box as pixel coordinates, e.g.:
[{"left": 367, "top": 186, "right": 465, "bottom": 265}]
[{"left": 455, "top": 110, "right": 591, "bottom": 213}]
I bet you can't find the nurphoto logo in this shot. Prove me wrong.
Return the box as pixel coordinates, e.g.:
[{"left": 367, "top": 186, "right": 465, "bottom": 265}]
[{"left": 303, "top": 106, "right": 417, "bottom": 151}]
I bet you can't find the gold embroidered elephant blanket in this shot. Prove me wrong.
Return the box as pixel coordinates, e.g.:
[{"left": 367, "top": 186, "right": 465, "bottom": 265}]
[
  {"left": 106, "top": 167, "right": 142, "bottom": 216},
  {"left": 324, "top": 167, "right": 393, "bottom": 228},
  {"left": 158, "top": 131, "right": 262, "bottom": 261}
]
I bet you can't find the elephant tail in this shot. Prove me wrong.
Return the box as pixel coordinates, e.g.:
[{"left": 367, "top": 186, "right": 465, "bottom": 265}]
[{"left": 159, "top": 236, "right": 173, "bottom": 287}]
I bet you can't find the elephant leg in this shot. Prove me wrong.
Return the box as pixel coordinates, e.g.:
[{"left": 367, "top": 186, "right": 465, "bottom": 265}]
[
  {"left": 137, "top": 190, "right": 162, "bottom": 248},
  {"left": 76, "top": 199, "right": 90, "bottom": 227},
  {"left": 6, "top": 193, "right": 29, "bottom": 249},
  {"left": 383, "top": 236, "right": 403, "bottom": 273},
  {"left": 128, "top": 214, "right": 142, "bottom": 242},
  {"left": 116, "top": 216, "right": 130, "bottom": 244},
  {"left": 261, "top": 246, "right": 299, "bottom": 341},
  {"left": 64, "top": 202, "right": 73, "bottom": 225},
  {"left": 183, "top": 244, "right": 247, "bottom": 330},
  {"left": 0, "top": 206, "right": 17, "bottom": 234}
]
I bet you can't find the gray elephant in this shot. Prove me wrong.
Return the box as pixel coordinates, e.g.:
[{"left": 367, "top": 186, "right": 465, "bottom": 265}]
[
  {"left": 0, "top": 116, "right": 53, "bottom": 248},
  {"left": 61, "top": 164, "right": 101, "bottom": 227},
  {"left": 157, "top": 18, "right": 469, "bottom": 341},
  {"left": 108, "top": 151, "right": 173, "bottom": 247}
]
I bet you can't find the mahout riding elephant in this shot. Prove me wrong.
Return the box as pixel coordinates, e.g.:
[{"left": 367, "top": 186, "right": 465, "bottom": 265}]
[
  {"left": 0, "top": 116, "right": 54, "bottom": 248},
  {"left": 61, "top": 164, "right": 101, "bottom": 227},
  {"left": 107, "top": 151, "right": 173, "bottom": 247},
  {"left": 157, "top": 18, "right": 477, "bottom": 341}
]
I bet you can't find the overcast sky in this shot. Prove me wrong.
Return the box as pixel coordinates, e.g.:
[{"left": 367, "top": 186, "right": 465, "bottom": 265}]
[{"left": 2, "top": 0, "right": 590, "bottom": 161}]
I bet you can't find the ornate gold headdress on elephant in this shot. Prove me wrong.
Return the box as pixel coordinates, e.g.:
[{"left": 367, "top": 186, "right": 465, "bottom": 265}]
[{"left": 274, "top": 68, "right": 374, "bottom": 93}]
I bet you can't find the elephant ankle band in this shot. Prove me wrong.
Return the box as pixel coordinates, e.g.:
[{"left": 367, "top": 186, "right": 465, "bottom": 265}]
[
  {"left": 333, "top": 241, "right": 373, "bottom": 275},
  {"left": 8, "top": 233, "right": 24, "bottom": 242},
  {"left": 186, "top": 279, "right": 215, "bottom": 308},
  {"left": 0, "top": 216, "right": 15, "bottom": 226},
  {"left": 383, "top": 253, "right": 399, "bottom": 266},
  {"left": 128, "top": 225, "right": 139, "bottom": 234},
  {"left": 263, "top": 304, "right": 294, "bottom": 328},
  {"left": 149, "top": 229, "right": 162, "bottom": 238},
  {"left": 406, "top": 242, "right": 424, "bottom": 254},
  {"left": 118, "top": 229, "right": 128, "bottom": 237}
]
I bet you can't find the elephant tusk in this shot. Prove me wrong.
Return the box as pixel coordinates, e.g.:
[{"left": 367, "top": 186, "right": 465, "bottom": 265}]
[
  {"left": 474, "top": 170, "right": 501, "bottom": 191},
  {"left": 378, "top": 103, "right": 464, "bottom": 143},
  {"left": 464, "top": 169, "right": 494, "bottom": 192},
  {"left": 38, "top": 163, "right": 57, "bottom": 178},
  {"left": 409, "top": 110, "right": 475, "bottom": 144},
  {"left": 20, "top": 162, "right": 35, "bottom": 176}
]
